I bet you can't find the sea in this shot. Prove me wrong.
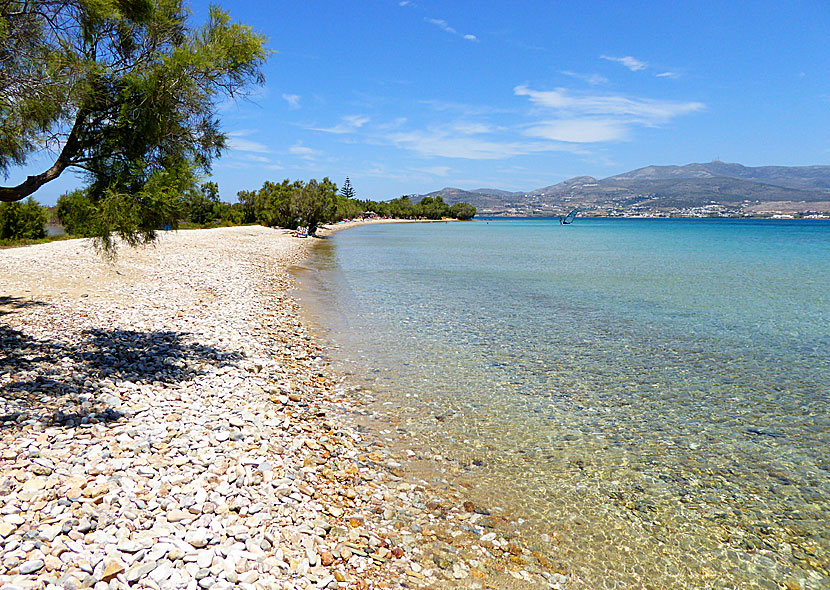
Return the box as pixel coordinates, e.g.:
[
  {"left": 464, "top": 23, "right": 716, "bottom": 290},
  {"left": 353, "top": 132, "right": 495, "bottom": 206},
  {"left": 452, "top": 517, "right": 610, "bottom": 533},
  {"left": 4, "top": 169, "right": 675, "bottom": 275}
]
[{"left": 296, "top": 218, "right": 830, "bottom": 589}]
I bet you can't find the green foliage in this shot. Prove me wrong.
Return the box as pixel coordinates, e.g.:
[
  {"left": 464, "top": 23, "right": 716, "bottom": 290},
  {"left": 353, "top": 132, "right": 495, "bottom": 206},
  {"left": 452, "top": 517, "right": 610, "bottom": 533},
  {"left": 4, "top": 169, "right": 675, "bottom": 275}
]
[
  {"left": 387, "top": 196, "right": 416, "bottom": 218},
  {"left": 335, "top": 194, "right": 364, "bottom": 220},
  {"left": 0, "top": 197, "right": 47, "bottom": 240},
  {"left": 415, "top": 196, "right": 450, "bottom": 219},
  {"left": 234, "top": 183, "right": 475, "bottom": 229},
  {"left": 450, "top": 202, "right": 477, "bottom": 220},
  {"left": 0, "top": 0, "right": 268, "bottom": 250},
  {"left": 242, "top": 179, "right": 299, "bottom": 228},
  {"left": 57, "top": 189, "right": 97, "bottom": 236},
  {"left": 340, "top": 177, "right": 355, "bottom": 200},
  {"left": 290, "top": 178, "right": 339, "bottom": 235},
  {"left": 183, "top": 181, "right": 221, "bottom": 225}
]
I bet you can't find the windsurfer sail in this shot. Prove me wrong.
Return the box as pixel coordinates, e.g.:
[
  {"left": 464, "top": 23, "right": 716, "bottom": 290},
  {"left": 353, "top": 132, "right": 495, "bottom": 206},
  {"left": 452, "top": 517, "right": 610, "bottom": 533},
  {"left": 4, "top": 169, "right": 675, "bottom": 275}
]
[{"left": 560, "top": 208, "right": 578, "bottom": 225}]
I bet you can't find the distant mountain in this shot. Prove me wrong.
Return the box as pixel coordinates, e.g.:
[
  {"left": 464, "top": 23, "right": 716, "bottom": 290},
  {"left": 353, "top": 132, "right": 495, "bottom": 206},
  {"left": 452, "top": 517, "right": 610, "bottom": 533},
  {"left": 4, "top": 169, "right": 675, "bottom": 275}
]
[
  {"left": 606, "top": 161, "right": 830, "bottom": 192},
  {"left": 526, "top": 176, "right": 600, "bottom": 196},
  {"left": 423, "top": 187, "right": 515, "bottom": 210},
  {"left": 469, "top": 188, "right": 522, "bottom": 197},
  {"left": 418, "top": 162, "right": 830, "bottom": 216}
]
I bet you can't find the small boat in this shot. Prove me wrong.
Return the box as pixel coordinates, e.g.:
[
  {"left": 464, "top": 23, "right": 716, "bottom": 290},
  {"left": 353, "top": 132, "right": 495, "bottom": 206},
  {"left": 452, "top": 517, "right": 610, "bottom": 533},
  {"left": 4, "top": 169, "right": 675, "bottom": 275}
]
[{"left": 560, "top": 208, "right": 578, "bottom": 225}]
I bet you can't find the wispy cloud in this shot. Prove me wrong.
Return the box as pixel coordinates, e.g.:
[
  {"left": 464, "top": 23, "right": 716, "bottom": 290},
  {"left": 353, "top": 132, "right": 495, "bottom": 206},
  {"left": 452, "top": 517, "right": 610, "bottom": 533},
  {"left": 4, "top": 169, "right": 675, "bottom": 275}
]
[
  {"left": 388, "top": 130, "right": 532, "bottom": 159},
  {"left": 514, "top": 85, "right": 704, "bottom": 143},
  {"left": 561, "top": 70, "right": 609, "bottom": 86},
  {"left": 419, "top": 100, "right": 509, "bottom": 116},
  {"left": 288, "top": 142, "right": 319, "bottom": 159},
  {"left": 523, "top": 119, "right": 629, "bottom": 143},
  {"left": 413, "top": 166, "right": 452, "bottom": 177},
  {"left": 600, "top": 54, "right": 648, "bottom": 71},
  {"left": 656, "top": 71, "right": 680, "bottom": 79},
  {"left": 239, "top": 154, "right": 272, "bottom": 163},
  {"left": 515, "top": 86, "right": 704, "bottom": 121},
  {"left": 282, "top": 93, "right": 301, "bottom": 109},
  {"left": 386, "top": 124, "right": 581, "bottom": 160},
  {"left": 307, "top": 115, "right": 370, "bottom": 134},
  {"left": 426, "top": 18, "right": 478, "bottom": 41},
  {"left": 227, "top": 131, "right": 272, "bottom": 154}
]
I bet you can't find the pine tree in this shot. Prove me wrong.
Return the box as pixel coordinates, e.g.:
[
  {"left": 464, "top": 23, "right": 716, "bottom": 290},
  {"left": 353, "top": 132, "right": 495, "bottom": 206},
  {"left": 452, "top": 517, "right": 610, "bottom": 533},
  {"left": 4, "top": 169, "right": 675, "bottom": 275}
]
[{"left": 341, "top": 177, "right": 355, "bottom": 200}]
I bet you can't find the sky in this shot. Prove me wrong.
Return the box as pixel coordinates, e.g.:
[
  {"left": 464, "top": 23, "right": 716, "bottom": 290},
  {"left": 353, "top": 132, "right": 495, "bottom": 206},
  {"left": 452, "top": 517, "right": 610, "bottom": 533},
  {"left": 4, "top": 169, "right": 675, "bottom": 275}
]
[{"left": 8, "top": 0, "right": 830, "bottom": 205}]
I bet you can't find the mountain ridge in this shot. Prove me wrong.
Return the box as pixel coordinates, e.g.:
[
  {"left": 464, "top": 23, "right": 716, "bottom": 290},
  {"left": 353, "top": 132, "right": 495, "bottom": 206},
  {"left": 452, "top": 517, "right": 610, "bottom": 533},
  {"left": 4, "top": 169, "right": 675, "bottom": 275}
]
[{"left": 421, "top": 161, "right": 830, "bottom": 216}]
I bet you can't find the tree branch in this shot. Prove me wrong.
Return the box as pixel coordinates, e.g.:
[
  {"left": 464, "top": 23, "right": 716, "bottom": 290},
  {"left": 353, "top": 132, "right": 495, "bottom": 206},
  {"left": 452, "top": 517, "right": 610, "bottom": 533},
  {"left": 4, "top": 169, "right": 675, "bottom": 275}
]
[{"left": 0, "top": 109, "right": 86, "bottom": 202}]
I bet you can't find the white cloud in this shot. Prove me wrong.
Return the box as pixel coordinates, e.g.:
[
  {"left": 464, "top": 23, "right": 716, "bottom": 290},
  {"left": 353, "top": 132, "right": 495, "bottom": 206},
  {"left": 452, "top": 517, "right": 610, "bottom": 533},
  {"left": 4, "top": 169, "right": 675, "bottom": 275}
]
[
  {"left": 561, "top": 70, "right": 609, "bottom": 86},
  {"left": 282, "top": 94, "right": 301, "bottom": 109},
  {"left": 600, "top": 54, "right": 648, "bottom": 71},
  {"left": 388, "top": 130, "right": 527, "bottom": 159},
  {"left": 426, "top": 17, "right": 478, "bottom": 41},
  {"left": 524, "top": 119, "right": 629, "bottom": 143},
  {"left": 427, "top": 18, "right": 456, "bottom": 34},
  {"left": 656, "top": 71, "right": 680, "bottom": 79},
  {"left": 413, "top": 166, "right": 452, "bottom": 177},
  {"left": 308, "top": 115, "right": 370, "bottom": 134},
  {"left": 449, "top": 121, "right": 496, "bottom": 135},
  {"left": 240, "top": 154, "right": 272, "bottom": 163},
  {"left": 514, "top": 85, "right": 704, "bottom": 122},
  {"left": 386, "top": 126, "right": 580, "bottom": 160},
  {"left": 514, "top": 85, "right": 704, "bottom": 144},
  {"left": 227, "top": 133, "right": 271, "bottom": 154},
  {"left": 289, "top": 142, "right": 319, "bottom": 158}
]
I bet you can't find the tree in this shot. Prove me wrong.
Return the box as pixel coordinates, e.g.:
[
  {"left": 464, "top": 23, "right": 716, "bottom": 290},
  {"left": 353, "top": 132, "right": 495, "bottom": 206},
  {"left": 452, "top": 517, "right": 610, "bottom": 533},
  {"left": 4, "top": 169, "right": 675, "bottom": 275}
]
[
  {"left": 0, "top": 0, "right": 267, "bottom": 249},
  {"left": 340, "top": 177, "right": 355, "bottom": 200},
  {"left": 415, "top": 196, "right": 449, "bottom": 220},
  {"left": 291, "top": 178, "right": 338, "bottom": 235},
  {"left": 248, "top": 179, "right": 298, "bottom": 228},
  {"left": 0, "top": 197, "right": 47, "bottom": 240},
  {"left": 56, "top": 188, "right": 96, "bottom": 236},
  {"left": 183, "top": 181, "right": 221, "bottom": 225},
  {"left": 388, "top": 196, "right": 415, "bottom": 218},
  {"left": 450, "top": 202, "right": 477, "bottom": 220}
]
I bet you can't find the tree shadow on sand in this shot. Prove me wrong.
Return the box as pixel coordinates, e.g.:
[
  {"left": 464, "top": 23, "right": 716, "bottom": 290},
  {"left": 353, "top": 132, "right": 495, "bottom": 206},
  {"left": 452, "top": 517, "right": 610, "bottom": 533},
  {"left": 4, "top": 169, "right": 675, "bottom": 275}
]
[
  {"left": 0, "top": 296, "right": 47, "bottom": 317},
  {"left": 1, "top": 316, "right": 241, "bottom": 431}
]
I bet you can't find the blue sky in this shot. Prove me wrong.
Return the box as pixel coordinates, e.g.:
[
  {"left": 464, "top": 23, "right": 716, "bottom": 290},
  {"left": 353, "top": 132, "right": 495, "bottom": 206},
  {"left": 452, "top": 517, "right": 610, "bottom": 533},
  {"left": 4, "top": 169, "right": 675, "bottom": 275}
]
[{"left": 9, "top": 0, "right": 830, "bottom": 205}]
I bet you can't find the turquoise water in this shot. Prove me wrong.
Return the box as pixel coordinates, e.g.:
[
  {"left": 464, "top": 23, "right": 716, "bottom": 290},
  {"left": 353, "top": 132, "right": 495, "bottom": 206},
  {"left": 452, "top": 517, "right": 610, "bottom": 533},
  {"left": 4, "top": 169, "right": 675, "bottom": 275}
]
[{"left": 301, "top": 218, "right": 830, "bottom": 589}]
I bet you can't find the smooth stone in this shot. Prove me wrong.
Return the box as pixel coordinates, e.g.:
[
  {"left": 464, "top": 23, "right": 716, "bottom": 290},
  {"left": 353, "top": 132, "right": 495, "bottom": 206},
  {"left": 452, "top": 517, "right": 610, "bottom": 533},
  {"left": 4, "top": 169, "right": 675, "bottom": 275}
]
[
  {"left": 186, "top": 529, "right": 209, "bottom": 548},
  {"left": 166, "top": 509, "right": 191, "bottom": 523},
  {"left": 196, "top": 550, "right": 214, "bottom": 569},
  {"left": 19, "top": 559, "right": 45, "bottom": 575},
  {"left": 100, "top": 559, "right": 125, "bottom": 581},
  {"left": 0, "top": 520, "right": 17, "bottom": 538},
  {"left": 149, "top": 560, "right": 173, "bottom": 583},
  {"left": 126, "top": 560, "right": 158, "bottom": 583}
]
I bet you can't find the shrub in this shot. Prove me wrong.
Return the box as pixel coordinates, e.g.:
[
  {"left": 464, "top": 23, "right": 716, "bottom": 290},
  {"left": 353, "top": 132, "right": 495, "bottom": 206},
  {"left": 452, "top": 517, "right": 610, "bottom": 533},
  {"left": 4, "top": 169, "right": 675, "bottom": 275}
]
[
  {"left": 0, "top": 197, "right": 47, "bottom": 240},
  {"left": 56, "top": 189, "right": 97, "bottom": 236}
]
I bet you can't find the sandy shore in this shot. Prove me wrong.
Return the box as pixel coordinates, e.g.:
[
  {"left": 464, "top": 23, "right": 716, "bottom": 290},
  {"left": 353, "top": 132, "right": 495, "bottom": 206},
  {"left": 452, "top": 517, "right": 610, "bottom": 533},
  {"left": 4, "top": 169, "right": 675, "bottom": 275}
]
[{"left": 0, "top": 225, "right": 563, "bottom": 590}]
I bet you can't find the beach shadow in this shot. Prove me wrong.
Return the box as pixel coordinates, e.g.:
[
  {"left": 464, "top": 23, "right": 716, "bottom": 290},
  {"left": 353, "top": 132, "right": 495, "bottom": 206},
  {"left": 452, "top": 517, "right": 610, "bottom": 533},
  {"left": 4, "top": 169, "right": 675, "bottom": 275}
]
[
  {"left": 0, "top": 323, "right": 240, "bottom": 431},
  {"left": 0, "top": 295, "right": 47, "bottom": 317}
]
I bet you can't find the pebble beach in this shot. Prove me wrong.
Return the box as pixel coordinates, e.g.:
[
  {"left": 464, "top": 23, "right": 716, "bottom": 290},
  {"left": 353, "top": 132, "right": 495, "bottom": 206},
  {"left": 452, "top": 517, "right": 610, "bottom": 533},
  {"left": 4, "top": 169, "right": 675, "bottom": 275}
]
[{"left": 0, "top": 226, "right": 565, "bottom": 590}]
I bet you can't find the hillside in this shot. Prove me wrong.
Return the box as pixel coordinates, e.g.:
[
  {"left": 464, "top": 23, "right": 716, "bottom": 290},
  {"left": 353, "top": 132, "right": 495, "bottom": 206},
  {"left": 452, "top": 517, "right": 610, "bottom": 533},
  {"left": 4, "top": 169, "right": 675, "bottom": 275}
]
[{"left": 421, "top": 162, "right": 830, "bottom": 217}]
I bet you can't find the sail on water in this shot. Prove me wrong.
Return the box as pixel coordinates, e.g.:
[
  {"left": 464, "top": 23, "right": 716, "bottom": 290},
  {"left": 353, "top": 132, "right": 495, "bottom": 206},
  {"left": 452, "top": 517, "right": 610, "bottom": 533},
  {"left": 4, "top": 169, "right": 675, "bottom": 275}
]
[{"left": 560, "top": 208, "right": 578, "bottom": 225}]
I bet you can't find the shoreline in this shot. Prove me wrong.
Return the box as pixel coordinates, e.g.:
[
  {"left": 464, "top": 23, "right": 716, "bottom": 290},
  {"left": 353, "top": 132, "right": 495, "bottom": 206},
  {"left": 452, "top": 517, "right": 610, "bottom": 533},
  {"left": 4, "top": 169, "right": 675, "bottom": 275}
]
[{"left": 0, "top": 226, "right": 561, "bottom": 590}]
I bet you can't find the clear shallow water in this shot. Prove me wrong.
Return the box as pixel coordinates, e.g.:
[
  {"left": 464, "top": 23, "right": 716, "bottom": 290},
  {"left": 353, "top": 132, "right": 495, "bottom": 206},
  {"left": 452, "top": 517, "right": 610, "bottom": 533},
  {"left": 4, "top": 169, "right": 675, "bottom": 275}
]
[{"left": 300, "top": 218, "right": 830, "bottom": 589}]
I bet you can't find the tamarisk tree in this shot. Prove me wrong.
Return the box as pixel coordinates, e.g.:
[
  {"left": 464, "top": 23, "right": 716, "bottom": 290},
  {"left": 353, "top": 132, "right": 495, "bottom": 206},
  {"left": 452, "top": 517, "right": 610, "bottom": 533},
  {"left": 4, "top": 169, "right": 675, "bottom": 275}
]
[{"left": 0, "top": 0, "right": 267, "bottom": 249}]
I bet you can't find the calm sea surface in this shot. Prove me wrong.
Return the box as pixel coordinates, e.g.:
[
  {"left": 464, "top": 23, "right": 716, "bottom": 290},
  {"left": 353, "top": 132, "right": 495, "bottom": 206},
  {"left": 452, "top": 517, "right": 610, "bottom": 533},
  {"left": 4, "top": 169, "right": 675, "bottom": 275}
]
[{"left": 298, "top": 218, "right": 830, "bottom": 589}]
